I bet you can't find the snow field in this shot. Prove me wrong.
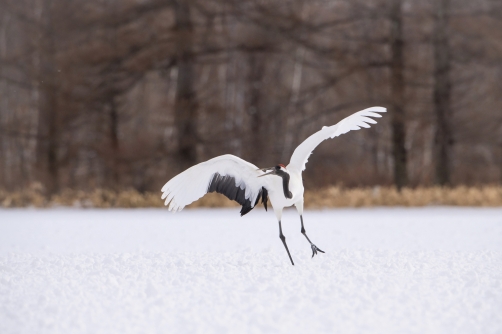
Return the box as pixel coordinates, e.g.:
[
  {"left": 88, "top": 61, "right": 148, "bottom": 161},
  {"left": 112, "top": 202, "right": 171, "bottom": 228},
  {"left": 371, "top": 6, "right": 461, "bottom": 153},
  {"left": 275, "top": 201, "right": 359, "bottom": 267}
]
[{"left": 1, "top": 208, "right": 501, "bottom": 334}]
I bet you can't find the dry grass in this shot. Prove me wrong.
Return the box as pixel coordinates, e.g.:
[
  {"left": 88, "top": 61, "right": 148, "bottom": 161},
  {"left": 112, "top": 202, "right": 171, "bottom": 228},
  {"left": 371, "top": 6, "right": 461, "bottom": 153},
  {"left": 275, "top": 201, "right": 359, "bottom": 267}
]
[
  {"left": 304, "top": 186, "right": 502, "bottom": 208},
  {"left": 1, "top": 186, "right": 502, "bottom": 208}
]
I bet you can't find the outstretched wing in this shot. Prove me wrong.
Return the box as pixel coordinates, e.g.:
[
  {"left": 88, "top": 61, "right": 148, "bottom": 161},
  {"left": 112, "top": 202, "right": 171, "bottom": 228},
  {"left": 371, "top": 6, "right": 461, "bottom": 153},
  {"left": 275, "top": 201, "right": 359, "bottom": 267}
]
[
  {"left": 287, "top": 106, "right": 386, "bottom": 172},
  {"left": 161, "top": 154, "right": 268, "bottom": 216}
]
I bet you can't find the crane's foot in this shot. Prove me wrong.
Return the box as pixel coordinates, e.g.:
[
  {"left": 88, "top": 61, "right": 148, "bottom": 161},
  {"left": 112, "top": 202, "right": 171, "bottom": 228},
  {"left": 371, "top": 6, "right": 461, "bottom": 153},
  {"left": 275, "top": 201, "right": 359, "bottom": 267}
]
[{"left": 311, "top": 244, "right": 325, "bottom": 258}]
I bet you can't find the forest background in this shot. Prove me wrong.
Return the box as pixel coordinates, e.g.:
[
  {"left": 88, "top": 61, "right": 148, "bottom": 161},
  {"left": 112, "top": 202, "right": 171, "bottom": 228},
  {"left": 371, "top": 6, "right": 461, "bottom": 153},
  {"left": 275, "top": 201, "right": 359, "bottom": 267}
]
[{"left": 0, "top": 0, "right": 501, "bottom": 207}]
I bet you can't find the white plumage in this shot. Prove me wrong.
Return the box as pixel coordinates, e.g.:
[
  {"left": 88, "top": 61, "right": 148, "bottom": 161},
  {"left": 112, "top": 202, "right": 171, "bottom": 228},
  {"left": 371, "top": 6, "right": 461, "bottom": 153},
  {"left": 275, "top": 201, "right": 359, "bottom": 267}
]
[
  {"left": 161, "top": 106, "right": 386, "bottom": 265},
  {"left": 161, "top": 155, "right": 266, "bottom": 212},
  {"left": 288, "top": 106, "right": 386, "bottom": 172}
]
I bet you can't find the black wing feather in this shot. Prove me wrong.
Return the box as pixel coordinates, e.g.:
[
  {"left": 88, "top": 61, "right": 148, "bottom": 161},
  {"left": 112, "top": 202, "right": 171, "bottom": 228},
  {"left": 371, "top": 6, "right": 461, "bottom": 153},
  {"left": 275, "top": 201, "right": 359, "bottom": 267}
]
[{"left": 208, "top": 173, "right": 268, "bottom": 216}]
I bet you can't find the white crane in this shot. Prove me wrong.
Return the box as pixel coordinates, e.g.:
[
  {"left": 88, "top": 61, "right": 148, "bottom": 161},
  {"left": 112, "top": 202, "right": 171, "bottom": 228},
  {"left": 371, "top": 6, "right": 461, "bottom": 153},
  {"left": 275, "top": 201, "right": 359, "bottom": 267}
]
[{"left": 161, "top": 107, "right": 386, "bottom": 265}]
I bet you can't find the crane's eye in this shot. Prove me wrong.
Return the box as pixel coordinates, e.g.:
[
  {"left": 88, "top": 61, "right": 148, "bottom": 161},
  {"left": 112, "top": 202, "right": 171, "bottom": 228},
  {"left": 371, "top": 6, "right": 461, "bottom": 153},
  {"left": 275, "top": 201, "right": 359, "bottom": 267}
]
[{"left": 275, "top": 165, "right": 281, "bottom": 170}]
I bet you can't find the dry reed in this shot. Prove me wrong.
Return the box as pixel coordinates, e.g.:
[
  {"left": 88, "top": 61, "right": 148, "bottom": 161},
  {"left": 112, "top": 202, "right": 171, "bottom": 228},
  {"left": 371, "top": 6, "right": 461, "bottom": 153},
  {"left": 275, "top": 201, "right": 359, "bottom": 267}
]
[
  {"left": 304, "top": 186, "right": 502, "bottom": 208},
  {"left": 1, "top": 186, "right": 502, "bottom": 208}
]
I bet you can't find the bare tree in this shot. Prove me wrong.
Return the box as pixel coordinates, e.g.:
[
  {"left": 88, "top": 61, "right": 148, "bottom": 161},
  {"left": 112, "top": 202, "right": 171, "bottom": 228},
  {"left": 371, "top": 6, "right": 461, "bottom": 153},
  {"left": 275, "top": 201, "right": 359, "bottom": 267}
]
[
  {"left": 389, "top": 0, "right": 408, "bottom": 190},
  {"left": 35, "top": 0, "right": 61, "bottom": 194},
  {"left": 0, "top": 0, "right": 501, "bottom": 193},
  {"left": 432, "top": 0, "right": 453, "bottom": 186},
  {"left": 173, "top": 0, "right": 198, "bottom": 170},
  {"left": 246, "top": 51, "right": 267, "bottom": 164}
]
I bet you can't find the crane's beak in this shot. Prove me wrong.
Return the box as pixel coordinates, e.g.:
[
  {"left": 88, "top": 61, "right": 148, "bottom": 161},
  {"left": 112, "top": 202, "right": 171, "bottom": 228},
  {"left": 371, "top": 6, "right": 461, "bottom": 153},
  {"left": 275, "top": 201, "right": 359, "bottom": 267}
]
[
  {"left": 257, "top": 167, "right": 277, "bottom": 177},
  {"left": 258, "top": 170, "right": 277, "bottom": 177}
]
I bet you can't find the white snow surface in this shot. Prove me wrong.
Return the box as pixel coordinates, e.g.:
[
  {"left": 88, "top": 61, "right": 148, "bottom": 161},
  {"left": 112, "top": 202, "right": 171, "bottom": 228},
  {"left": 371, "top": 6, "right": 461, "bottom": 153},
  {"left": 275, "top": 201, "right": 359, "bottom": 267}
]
[{"left": 1, "top": 207, "right": 501, "bottom": 334}]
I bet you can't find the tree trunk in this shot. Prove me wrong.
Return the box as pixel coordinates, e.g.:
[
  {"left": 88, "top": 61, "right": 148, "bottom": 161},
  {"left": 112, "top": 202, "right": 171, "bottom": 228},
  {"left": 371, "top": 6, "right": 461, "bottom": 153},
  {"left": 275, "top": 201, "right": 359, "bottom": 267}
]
[
  {"left": 281, "top": 47, "right": 305, "bottom": 164},
  {"left": 35, "top": 0, "right": 59, "bottom": 194},
  {"left": 500, "top": 141, "right": 502, "bottom": 185},
  {"left": 247, "top": 53, "right": 266, "bottom": 165},
  {"left": 173, "top": 0, "right": 197, "bottom": 170},
  {"left": 389, "top": 0, "right": 408, "bottom": 190},
  {"left": 109, "top": 98, "right": 120, "bottom": 187},
  {"left": 0, "top": 12, "right": 8, "bottom": 188},
  {"left": 433, "top": 0, "right": 453, "bottom": 186}
]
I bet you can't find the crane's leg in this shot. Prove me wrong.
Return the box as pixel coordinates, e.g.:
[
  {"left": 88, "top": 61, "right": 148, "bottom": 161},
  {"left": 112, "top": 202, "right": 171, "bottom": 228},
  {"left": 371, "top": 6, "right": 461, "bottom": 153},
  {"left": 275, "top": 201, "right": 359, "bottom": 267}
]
[
  {"left": 278, "top": 220, "right": 294, "bottom": 266},
  {"left": 295, "top": 201, "right": 325, "bottom": 258},
  {"left": 274, "top": 207, "right": 294, "bottom": 265}
]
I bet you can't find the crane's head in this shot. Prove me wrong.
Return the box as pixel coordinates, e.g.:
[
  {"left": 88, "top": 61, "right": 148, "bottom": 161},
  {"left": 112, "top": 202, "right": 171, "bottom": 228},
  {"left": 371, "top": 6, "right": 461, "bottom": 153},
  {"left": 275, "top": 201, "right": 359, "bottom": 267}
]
[{"left": 257, "top": 164, "right": 288, "bottom": 177}]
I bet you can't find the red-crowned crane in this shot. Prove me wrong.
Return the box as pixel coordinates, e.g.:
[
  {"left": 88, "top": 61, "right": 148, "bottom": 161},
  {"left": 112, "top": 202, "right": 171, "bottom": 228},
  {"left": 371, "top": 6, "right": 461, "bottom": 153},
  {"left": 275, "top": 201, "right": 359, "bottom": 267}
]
[{"left": 161, "top": 107, "right": 386, "bottom": 265}]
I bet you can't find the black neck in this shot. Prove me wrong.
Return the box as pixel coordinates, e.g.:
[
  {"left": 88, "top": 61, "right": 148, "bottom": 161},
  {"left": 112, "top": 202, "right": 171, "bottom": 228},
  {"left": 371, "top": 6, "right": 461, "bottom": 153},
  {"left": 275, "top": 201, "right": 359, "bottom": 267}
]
[{"left": 276, "top": 170, "right": 292, "bottom": 199}]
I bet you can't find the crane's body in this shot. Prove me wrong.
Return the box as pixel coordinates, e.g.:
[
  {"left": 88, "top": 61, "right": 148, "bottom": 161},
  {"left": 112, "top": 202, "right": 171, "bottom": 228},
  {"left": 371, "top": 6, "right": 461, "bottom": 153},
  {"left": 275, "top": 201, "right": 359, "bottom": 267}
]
[
  {"left": 264, "top": 166, "right": 303, "bottom": 217},
  {"left": 161, "top": 107, "right": 386, "bottom": 265}
]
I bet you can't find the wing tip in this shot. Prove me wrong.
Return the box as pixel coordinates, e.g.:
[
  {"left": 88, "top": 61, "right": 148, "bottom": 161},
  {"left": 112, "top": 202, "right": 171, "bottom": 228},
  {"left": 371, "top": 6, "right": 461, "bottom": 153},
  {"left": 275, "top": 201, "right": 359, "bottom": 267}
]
[{"left": 368, "top": 106, "right": 386, "bottom": 113}]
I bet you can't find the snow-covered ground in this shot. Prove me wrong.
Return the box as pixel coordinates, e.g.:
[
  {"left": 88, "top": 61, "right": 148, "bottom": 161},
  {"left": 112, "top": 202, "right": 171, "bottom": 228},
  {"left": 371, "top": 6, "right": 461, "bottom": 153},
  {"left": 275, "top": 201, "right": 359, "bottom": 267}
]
[{"left": 1, "top": 207, "right": 501, "bottom": 334}]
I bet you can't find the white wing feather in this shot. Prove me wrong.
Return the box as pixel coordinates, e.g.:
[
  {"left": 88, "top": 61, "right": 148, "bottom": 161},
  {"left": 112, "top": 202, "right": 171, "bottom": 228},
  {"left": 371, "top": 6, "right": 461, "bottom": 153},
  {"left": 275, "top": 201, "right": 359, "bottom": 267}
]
[
  {"left": 287, "top": 106, "right": 387, "bottom": 172},
  {"left": 161, "top": 154, "right": 265, "bottom": 212}
]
